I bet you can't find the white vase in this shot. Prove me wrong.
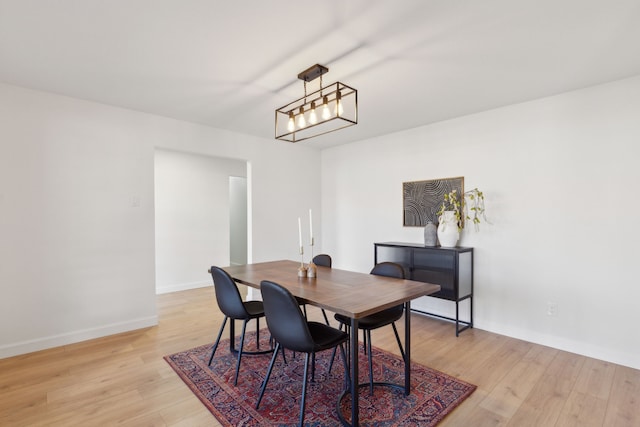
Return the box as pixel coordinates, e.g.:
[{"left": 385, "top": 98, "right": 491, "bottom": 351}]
[{"left": 437, "top": 211, "right": 459, "bottom": 247}]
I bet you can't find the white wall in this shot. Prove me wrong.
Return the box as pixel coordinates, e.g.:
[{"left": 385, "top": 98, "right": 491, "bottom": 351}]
[
  {"left": 0, "top": 83, "right": 321, "bottom": 358},
  {"left": 321, "top": 75, "right": 640, "bottom": 370},
  {"left": 154, "top": 149, "right": 245, "bottom": 294}
]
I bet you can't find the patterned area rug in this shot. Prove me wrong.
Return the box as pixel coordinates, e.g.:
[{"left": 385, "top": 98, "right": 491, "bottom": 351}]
[{"left": 165, "top": 330, "right": 476, "bottom": 426}]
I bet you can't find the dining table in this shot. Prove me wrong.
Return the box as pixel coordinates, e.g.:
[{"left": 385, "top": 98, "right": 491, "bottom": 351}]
[{"left": 222, "top": 259, "right": 441, "bottom": 427}]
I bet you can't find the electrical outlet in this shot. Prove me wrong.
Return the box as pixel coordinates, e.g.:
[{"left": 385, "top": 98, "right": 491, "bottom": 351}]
[{"left": 547, "top": 302, "right": 558, "bottom": 317}]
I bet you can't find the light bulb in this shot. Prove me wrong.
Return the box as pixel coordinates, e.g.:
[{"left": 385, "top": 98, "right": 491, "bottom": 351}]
[
  {"left": 334, "top": 91, "right": 343, "bottom": 116},
  {"left": 287, "top": 112, "right": 295, "bottom": 132},
  {"left": 308, "top": 102, "right": 317, "bottom": 125},
  {"left": 322, "top": 96, "right": 330, "bottom": 120},
  {"left": 297, "top": 106, "right": 306, "bottom": 128}
]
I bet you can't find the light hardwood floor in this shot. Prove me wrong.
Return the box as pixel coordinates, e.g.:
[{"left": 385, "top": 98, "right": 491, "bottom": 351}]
[{"left": 1, "top": 286, "right": 638, "bottom": 426}]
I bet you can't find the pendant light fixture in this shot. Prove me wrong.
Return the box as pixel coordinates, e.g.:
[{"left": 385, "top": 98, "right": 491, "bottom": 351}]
[{"left": 275, "top": 64, "right": 357, "bottom": 142}]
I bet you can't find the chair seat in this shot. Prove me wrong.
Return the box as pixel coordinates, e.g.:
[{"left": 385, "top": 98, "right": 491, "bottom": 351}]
[
  {"left": 334, "top": 305, "right": 404, "bottom": 330},
  {"left": 307, "top": 322, "right": 349, "bottom": 351},
  {"left": 244, "top": 300, "right": 265, "bottom": 318}
]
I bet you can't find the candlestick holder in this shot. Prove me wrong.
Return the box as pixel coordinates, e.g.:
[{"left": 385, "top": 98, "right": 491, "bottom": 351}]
[
  {"left": 307, "top": 238, "right": 317, "bottom": 278},
  {"left": 298, "top": 247, "right": 307, "bottom": 278},
  {"left": 307, "top": 262, "right": 316, "bottom": 278}
]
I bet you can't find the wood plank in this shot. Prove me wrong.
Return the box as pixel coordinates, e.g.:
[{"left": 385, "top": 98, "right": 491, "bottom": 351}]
[
  {"left": 555, "top": 390, "right": 608, "bottom": 427},
  {"left": 478, "top": 344, "right": 558, "bottom": 419},
  {"left": 554, "top": 357, "right": 616, "bottom": 426},
  {"left": 602, "top": 365, "right": 640, "bottom": 426},
  {"left": 506, "top": 349, "right": 585, "bottom": 426}
]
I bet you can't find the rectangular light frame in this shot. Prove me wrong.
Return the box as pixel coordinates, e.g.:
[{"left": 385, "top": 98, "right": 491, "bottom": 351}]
[{"left": 275, "top": 81, "right": 357, "bottom": 143}]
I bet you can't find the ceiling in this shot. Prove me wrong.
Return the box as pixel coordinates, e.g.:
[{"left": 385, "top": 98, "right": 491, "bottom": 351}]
[{"left": 1, "top": 0, "right": 640, "bottom": 149}]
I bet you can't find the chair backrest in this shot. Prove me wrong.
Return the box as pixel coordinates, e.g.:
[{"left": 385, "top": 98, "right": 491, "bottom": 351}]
[
  {"left": 312, "top": 254, "right": 332, "bottom": 268},
  {"left": 210, "top": 266, "right": 249, "bottom": 319},
  {"left": 260, "top": 280, "right": 316, "bottom": 353},
  {"left": 370, "top": 262, "right": 405, "bottom": 316},
  {"left": 370, "top": 262, "right": 404, "bottom": 279}
]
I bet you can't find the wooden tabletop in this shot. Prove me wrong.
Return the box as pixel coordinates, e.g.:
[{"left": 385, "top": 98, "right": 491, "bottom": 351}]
[{"left": 223, "top": 260, "right": 441, "bottom": 319}]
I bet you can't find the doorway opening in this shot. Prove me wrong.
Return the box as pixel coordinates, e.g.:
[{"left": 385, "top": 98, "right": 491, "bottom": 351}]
[{"left": 154, "top": 149, "right": 248, "bottom": 294}]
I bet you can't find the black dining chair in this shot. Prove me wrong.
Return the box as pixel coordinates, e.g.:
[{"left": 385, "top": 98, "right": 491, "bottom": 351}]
[
  {"left": 333, "top": 262, "right": 406, "bottom": 394},
  {"left": 296, "top": 254, "right": 333, "bottom": 325},
  {"left": 256, "top": 280, "right": 350, "bottom": 427},
  {"left": 208, "top": 266, "right": 270, "bottom": 386},
  {"left": 312, "top": 254, "right": 332, "bottom": 268},
  {"left": 311, "top": 254, "right": 332, "bottom": 325}
]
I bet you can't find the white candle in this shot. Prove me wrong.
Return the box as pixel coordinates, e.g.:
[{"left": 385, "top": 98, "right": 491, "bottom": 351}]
[
  {"left": 298, "top": 217, "right": 303, "bottom": 252},
  {"left": 309, "top": 209, "right": 313, "bottom": 243}
]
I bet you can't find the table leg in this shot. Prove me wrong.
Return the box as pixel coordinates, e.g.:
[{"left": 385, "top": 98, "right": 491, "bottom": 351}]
[
  {"left": 404, "top": 301, "right": 411, "bottom": 395},
  {"left": 350, "top": 317, "right": 359, "bottom": 427}
]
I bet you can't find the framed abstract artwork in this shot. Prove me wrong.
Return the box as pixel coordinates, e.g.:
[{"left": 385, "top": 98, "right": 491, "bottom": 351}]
[{"left": 403, "top": 176, "right": 464, "bottom": 226}]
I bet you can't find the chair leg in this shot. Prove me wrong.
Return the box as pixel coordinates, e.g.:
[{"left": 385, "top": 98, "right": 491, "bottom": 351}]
[
  {"left": 327, "top": 324, "right": 343, "bottom": 374},
  {"left": 321, "top": 309, "right": 330, "bottom": 325},
  {"left": 208, "top": 316, "right": 228, "bottom": 366},
  {"left": 311, "top": 352, "right": 316, "bottom": 382},
  {"left": 363, "top": 328, "right": 368, "bottom": 354},
  {"left": 233, "top": 319, "right": 249, "bottom": 386},
  {"left": 339, "top": 343, "right": 351, "bottom": 390},
  {"left": 391, "top": 322, "right": 406, "bottom": 361},
  {"left": 256, "top": 317, "right": 260, "bottom": 350},
  {"left": 256, "top": 342, "right": 280, "bottom": 409},
  {"left": 299, "top": 353, "right": 310, "bottom": 427},
  {"left": 269, "top": 335, "right": 278, "bottom": 353},
  {"left": 328, "top": 346, "right": 337, "bottom": 374},
  {"left": 328, "top": 322, "right": 348, "bottom": 373},
  {"left": 280, "top": 344, "right": 288, "bottom": 364},
  {"left": 366, "top": 330, "right": 374, "bottom": 395}
]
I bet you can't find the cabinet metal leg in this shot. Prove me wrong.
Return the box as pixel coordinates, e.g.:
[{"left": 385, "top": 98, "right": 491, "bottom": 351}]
[{"left": 455, "top": 300, "right": 460, "bottom": 337}]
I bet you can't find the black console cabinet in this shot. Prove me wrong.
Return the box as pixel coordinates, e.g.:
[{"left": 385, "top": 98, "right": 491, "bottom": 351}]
[{"left": 374, "top": 242, "right": 473, "bottom": 336}]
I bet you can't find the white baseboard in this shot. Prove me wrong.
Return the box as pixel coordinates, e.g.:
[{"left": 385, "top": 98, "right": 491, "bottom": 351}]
[
  {"left": 476, "top": 319, "right": 640, "bottom": 371},
  {"left": 155, "top": 280, "right": 210, "bottom": 295},
  {"left": 0, "top": 315, "right": 158, "bottom": 360}
]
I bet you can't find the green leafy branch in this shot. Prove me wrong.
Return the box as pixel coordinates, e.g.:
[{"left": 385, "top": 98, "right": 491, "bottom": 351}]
[{"left": 437, "top": 188, "right": 487, "bottom": 232}]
